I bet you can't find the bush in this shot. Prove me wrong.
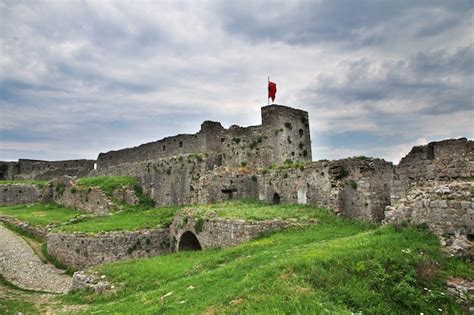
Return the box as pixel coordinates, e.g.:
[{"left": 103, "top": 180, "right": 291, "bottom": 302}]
[
  {"left": 284, "top": 122, "right": 293, "bottom": 129},
  {"left": 195, "top": 218, "right": 205, "bottom": 234},
  {"left": 337, "top": 167, "right": 349, "bottom": 179},
  {"left": 350, "top": 180, "right": 357, "bottom": 190},
  {"left": 240, "top": 161, "right": 247, "bottom": 167}
]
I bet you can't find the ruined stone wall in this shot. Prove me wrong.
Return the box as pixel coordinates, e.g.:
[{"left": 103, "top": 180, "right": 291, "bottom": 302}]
[
  {"left": 0, "top": 159, "right": 95, "bottom": 181},
  {"left": 50, "top": 176, "right": 138, "bottom": 215},
  {"left": 170, "top": 211, "right": 295, "bottom": 250},
  {"left": 47, "top": 228, "right": 170, "bottom": 269},
  {"left": 95, "top": 105, "right": 312, "bottom": 171},
  {"left": 0, "top": 162, "right": 20, "bottom": 180},
  {"left": 391, "top": 138, "right": 474, "bottom": 205},
  {"left": 385, "top": 180, "right": 473, "bottom": 256},
  {"left": 92, "top": 153, "right": 222, "bottom": 206},
  {"left": 257, "top": 158, "right": 393, "bottom": 221},
  {"left": 0, "top": 184, "right": 50, "bottom": 206},
  {"left": 193, "top": 167, "right": 259, "bottom": 204}
]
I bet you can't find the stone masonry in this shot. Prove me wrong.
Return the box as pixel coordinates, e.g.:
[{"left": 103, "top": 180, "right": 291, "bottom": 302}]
[
  {"left": 47, "top": 228, "right": 170, "bottom": 269},
  {"left": 0, "top": 183, "right": 51, "bottom": 206},
  {"left": 170, "top": 210, "right": 304, "bottom": 251},
  {"left": 0, "top": 159, "right": 95, "bottom": 181}
]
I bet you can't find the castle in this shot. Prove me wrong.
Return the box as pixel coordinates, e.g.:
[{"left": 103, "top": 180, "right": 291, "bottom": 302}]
[{"left": 1, "top": 104, "right": 473, "bottom": 256}]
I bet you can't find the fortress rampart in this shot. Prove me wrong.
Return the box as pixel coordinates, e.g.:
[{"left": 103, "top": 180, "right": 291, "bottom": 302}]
[
  {"left": 0, "top": 159, "right": 95, "bottom": 181},
  {"left": 96, "top": 105, "right": 311, "bottom": 170}
]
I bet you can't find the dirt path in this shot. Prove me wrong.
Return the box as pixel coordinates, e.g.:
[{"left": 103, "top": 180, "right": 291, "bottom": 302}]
[{"left": 0, "top": 224, "right": 72, "bottom": 293}]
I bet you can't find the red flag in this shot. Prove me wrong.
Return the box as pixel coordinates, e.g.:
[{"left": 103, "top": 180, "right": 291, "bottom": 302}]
[{"left": 268, "top": 81, "right": 277, "bottom": 102}]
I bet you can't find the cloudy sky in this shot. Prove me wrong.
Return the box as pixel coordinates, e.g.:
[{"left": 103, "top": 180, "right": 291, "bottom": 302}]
[{"left": 1, "top": 0, "right": 473, "bottom": 164}]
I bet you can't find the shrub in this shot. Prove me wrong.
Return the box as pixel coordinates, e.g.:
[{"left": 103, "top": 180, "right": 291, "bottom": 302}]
[
  {"left": 232, "top": 137, "right": 241, "bottom": 144},
  {"left": 70, "top": 187, "right": 77, "bottom": 194},
  {"left": 240, "top": 161, "right": 247, "bottom": 167},
  {"left": 337, "top": 167, "right": 350, "bottom": 179},
  {"left": 350, "top": 180, "right": 357, "bottom": 190},
  {"left": 251, "top": 175, "right": 258, "bottom": 182},
  {"left": 284, "top": 122, "right": 293, "bottom": 129},
  {"left": 195, "top": 217, "right": 205, "bottom": 234}
]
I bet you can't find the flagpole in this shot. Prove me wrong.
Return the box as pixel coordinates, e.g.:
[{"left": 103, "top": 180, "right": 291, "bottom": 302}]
[{"left": 268, "top": 76, "right": 270, "bottom": 105}]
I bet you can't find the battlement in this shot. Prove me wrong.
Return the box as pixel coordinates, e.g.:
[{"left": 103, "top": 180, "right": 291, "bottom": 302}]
[{"left": 97, "top": 105, "right": 312, "bottom": 170}]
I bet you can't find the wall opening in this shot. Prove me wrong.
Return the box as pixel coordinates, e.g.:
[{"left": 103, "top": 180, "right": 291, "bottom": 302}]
[
  {"left": 163, "top": 145, "right": 166, "bottom": 151},
  {"left": 179, "top": 141, "right": 183, "bottom": 148},
  {"left": 222, "top": 188, "right": 237, "bottom": 200},
  {"left": 272, "top": 193, "right": 281, "bottom": 205},
  {"left": 178, "top": 231, "right": 202, "bottom": 251},
  {"left": 299, "top": 128, "right": 304, "bottom": 137}
]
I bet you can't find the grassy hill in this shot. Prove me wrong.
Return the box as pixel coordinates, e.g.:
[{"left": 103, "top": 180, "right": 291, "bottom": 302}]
[
  {"left": 59, "top": 204, "right": 472, "bottom": 314},
  {"left": 0, "top": 199, "right": 472, "bottom": 314}
]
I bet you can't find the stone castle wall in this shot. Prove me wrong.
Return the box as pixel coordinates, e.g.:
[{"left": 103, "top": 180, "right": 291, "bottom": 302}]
[
  {"left": 385, "top": 138, "right": 473, "bottom": 255},
  {"left": 0, "top": 159, "right": 95, "bottom": 181},
  {"left": 256, "top": 158, "right": 393, "bottom": 221},
  {"left": 47, "top": 228, "right": 170, "bottom": 269},
  {"left": 391, "top": 138, "right": 473, "bottom": 205},
  {"left": 385, "top": 180, "right": 473, "bottom": 256},
  {"left": 0, "top": 184, "right": 50, "bottom": 206},
  {"left": 96, "top": 105, "right": 312, "bottom": 170}
]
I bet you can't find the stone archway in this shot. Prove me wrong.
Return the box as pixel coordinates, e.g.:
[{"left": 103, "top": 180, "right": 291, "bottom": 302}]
[
  {"left": 178, "top": 231, "right": 202, "bottom": 251},
  {"left": 272, "top": 193, "right": 281, "bottom": 205}
]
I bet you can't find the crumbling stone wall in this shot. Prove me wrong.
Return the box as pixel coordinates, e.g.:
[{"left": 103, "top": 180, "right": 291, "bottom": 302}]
[
  {"left": 385, "top": 180, "right": 473, "bottom": 256},
  {"left": 391, "top": 138, "right": 473, "bottom": 205},
  {"left": 0, "top": 159, "right": 95, "bottom": 181},
  {"left": 257, "top": 158, "right": 393, "bottom": 221},
  {"left": 96, "top": 105, "right": 312, "bottom": 170},
  {"left": 0, "top": 184, "right": 50, "bottom": 206},
  {"left": 385, "top": 139, "right": 474, "bottom": 255},
  {"left": 50, "top": 177, "right": 117, "bottom": 215},
  {"left": 47, "top": 228, "right": 170, "bottom": 269},
  {"left": 92, "top": 153, "right": 221, "bottom": 206},
  {"left": 193, "top": 167, "right": 259, "bottom": 204},
  {"left": 170, "top": 211, "right": 297, "bottom": 250}
]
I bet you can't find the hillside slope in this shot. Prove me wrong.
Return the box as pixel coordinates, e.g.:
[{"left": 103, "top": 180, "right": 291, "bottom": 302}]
[{"left": 61, "top": 205, "right": 472, "bottom": 314}]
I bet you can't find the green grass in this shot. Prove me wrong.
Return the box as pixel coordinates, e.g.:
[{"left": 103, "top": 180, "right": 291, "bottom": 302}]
[
  {"left": 0, "top": 203, "right": 81, "bottom": 226},
  {"left": 53, "top": 206, "right": 182, "bottom": 233},
  {"left": 61, "top": 204, "right": 473, "bottom": 314},
  {"left": 187, "top": 199, "right": 322, "bottom": 222},
  {"left": 76, "top": 176, "right": 138, "bottom": 196},
  {"left": 0, "top": 275, "right": 37, "bottom": 314},
  {"left": 0, "top": 179, "right": 48, "bottom": 187},
  {"left": 52, "top": 200, "right": 323, "bottom": 234}
]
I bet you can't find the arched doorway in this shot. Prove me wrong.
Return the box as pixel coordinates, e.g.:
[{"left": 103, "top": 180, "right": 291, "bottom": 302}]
[
  {"left": 272, "top": 193, "right": 281, "bottom": 205},
  {"left": 178, "top": 231, "right": 202, "bottom": 251}
]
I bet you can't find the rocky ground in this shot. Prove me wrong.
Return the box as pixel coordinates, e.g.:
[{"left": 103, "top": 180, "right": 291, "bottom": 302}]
[{"left": 0, "top": 224, "right": 72, "bottom": 294}]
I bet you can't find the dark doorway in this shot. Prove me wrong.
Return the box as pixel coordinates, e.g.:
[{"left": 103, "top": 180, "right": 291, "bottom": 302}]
[
  {"left": 178, "top": 231, "right": 202, "bottom": 251},
  {"left": 222, "top": 188, "right": 237, "bottom": 200},
  {"left": 272, "top": 193, "right": 281, "bottom": 205}
]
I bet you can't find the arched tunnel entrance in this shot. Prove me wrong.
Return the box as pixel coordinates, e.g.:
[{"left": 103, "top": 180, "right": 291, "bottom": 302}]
[
  {"left": 178, "top": 231, "right": 202, "bottom": 251},
  {"left": 272, "top": 193, "right": 281, "bottom": 205}
]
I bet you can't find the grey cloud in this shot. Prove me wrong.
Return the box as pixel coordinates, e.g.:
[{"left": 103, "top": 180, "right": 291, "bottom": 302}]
[{"left": 215, "top": 0, "right": 472, "bottom": 47}]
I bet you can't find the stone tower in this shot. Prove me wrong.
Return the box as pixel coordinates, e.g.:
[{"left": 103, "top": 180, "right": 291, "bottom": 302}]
[{"left": 261, "top": 105, "right": 312, "bottom": 165}]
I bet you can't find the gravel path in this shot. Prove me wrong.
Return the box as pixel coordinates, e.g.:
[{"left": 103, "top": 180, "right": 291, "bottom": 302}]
[{"left": 0, "top": 224, "right": 72, "bottom": 293}]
